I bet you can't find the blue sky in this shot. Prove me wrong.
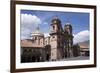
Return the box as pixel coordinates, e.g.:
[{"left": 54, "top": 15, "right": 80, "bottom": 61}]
[{"left": 21, "top": 10, "right": 90, "bottom": 44}]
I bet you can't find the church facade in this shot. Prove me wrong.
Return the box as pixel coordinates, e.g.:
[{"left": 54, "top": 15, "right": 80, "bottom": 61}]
[{"left": 21, "top": 17, "right": 74, "bottom": 63}]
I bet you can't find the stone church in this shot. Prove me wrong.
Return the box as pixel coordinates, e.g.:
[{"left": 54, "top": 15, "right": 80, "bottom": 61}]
[{"left": 21, "top": 17, "right": 74, "bottom": 63}]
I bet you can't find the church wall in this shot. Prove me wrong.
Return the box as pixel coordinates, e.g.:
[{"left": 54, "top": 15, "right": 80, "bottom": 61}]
[
  {"left": 44, "top": 37, "right": 50, "bottom": 46},
  {"left": 50, "top": 48, "right": 57, "bottom": 61},
  {"left": 50, "top": 36, "right": 57, "bottom": 48},
  {"left": 39, "top": 38, "right": 44, "bottom": 46}
]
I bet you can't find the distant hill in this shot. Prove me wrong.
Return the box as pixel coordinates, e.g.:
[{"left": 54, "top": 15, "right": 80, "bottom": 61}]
[{"left": 78, "top": 40, "right": 89, "bottom": 48}]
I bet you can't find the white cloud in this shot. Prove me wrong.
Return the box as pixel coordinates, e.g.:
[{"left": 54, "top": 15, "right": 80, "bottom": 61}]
[
  {"left": 21, "top": 14, "right": 41, "bottom": 28},
  {"left": 21, "top": 14, "right": 41, "bottom": 40},
  {"left": 43, "top": 22, "right": 48, "bottom": 25},
  {"left": 73, "top": 30, "right": 89, "bottom": 44}
]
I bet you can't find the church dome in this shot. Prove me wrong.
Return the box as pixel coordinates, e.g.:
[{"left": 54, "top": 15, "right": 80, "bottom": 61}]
[
  {"left": 66, "top": 22, "right": 70, "bottom": 25},
  {"left": 31, "top": 30, "right": 44, "bottom": 37},
  {"left": 31, "top": 26, "right": 44, "bottom": 37},
  {"left": 64, "top": 22, "right": 72, "bottom": 28},
  {"left": 51, "top": 16, "right": 61, "bottom": 24}
]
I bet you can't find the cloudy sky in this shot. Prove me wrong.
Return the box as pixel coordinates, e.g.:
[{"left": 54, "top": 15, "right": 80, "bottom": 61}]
[{"left": 20, "top": 10, "right": 90, "bottom": 44}]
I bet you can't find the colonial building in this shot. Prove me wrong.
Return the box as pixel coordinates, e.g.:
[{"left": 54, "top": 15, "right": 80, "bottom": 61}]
[
  {"left": 21, "top": 17, "right": 74, "bottom": 63},
  {"left": 79, "top": 42, "right": 89, "bottom": 56}
]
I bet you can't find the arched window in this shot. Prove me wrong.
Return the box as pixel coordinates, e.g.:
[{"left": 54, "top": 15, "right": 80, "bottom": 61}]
[{"left": 53, "top": 25, "right": 55, "bottom": 30}]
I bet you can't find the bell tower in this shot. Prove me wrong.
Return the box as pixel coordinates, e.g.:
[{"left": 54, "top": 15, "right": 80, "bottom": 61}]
[
  {"left": 64, "top": 23, "right": 73, "bottom": 58},
  {"left": 50, "top": 17, "right": 63, "bottom": 61}
]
